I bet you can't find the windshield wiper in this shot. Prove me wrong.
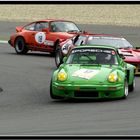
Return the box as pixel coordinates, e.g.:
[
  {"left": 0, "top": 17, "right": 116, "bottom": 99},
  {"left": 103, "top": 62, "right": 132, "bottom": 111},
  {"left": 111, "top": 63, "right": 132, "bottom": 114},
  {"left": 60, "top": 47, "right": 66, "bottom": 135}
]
[
  {"left": 80, "top": 63, "right": 101, "bottom": 66},
  {"left": 83, "top": 54, "right": 95, "bottom": 62},
  {"left": 67, "top": 30, "right": 80, "bottom": 33}
]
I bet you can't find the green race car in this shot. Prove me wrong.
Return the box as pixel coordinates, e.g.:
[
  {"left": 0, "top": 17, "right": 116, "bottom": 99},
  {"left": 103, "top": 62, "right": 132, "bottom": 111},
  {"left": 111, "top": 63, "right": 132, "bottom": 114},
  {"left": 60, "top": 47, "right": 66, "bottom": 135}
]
[{"left": 50, "top": 45, "right": 135, "bottom": 100}]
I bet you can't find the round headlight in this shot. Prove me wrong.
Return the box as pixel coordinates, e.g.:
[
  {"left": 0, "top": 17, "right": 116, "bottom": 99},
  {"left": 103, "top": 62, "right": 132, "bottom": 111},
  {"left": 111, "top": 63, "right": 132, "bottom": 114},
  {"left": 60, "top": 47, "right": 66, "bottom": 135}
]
[
  {"left": 61, "top": 40, "right": 73, "bottom": 55},
  {"left": 57, "top": 72, "right": 67, "bottom": 81},
  {"left": 61, "top": 44, "right": 70, "bottom": 55},
  {"left": 108, "top": 73, "right": 117, "bottom": 82}
]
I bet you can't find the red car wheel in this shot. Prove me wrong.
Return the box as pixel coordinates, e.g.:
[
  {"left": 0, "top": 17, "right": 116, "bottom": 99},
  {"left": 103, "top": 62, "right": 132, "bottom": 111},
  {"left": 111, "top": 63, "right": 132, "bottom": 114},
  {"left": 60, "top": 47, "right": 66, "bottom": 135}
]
[
  {"left": 55, "top": 43, "right": 63, "bottom": 67},
  {"left": 14, "top": 37, "right": 28, "bottom": 54}
]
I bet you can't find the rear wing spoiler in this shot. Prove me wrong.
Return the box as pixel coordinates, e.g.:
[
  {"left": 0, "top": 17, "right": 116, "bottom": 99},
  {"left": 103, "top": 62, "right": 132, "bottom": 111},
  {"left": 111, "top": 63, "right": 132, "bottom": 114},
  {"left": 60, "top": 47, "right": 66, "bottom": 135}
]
[{"left": 16, "top": 26, "right": 23, "bottom": 32}]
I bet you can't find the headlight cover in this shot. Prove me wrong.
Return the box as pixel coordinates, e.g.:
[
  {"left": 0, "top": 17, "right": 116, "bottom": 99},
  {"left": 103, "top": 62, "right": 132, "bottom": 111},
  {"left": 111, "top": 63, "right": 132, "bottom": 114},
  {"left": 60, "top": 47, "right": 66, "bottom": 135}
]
[
  {"left": 57, "top": 71, "right": 67, "bottom": 81},
  {"left": 61, "top": 44, "right": 70, "bottom": 55},
  {"left": 61, "top": 40, "right": 73, "bottom": 55},
  {"left": 108, "top": 73, "right": 118, "bottom": 83}
]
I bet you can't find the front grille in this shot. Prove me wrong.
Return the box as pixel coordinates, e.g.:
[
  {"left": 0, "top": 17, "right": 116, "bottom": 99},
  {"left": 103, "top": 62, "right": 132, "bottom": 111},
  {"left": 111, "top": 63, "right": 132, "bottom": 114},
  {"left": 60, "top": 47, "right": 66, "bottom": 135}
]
[{"left": 74, "top": 91, "right": 99, "bottom": 97}]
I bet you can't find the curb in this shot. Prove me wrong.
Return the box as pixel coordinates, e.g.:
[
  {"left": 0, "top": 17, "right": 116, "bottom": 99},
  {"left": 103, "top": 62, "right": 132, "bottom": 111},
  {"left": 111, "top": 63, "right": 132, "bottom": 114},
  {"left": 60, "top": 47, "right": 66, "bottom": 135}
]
[{"left": 0, "top": 40, "right": 8, "bottom": 44}]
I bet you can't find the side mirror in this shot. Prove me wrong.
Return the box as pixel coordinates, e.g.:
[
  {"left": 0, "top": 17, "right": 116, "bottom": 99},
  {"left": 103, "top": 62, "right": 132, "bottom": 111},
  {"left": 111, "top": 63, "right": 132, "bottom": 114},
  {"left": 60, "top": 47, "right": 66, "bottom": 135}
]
[
  {"left": 119, "top": 54, "right": 125, "bottom": 59},
  {"left": 82, "top": 30, "right": 88, "bottom": 34},
  {"left": 63, "top": 57, "right": 67, "bottom": 63},
  {"left": 42, "top": 28, "right": 49, "bottom": 34},
  {"left": 135, "top": 46, "right": 140, "bottom": 49}
]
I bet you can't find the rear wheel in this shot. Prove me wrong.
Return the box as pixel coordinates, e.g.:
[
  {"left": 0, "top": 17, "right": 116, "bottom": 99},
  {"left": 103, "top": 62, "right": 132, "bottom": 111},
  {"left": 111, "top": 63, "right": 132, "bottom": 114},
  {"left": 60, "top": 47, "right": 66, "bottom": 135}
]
[
  {"left": 129, "top": 78, "right": 135, "bottom": 92},
  {"left": 14, "top": 37, "right": 28, "bottom": 54},
  {"left": 55, "top": 43, "right": 63, "bottom": 67}
]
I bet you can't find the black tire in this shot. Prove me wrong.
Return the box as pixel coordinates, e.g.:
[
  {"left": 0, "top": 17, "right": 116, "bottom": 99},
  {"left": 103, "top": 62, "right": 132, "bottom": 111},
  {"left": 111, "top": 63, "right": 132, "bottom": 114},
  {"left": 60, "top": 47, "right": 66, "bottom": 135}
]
[
  {"left": 50, "top": 52, "right": 55, "bottom": 57},
  {"left": 55, "top": 43, "right": 63, "bottom": 67},
  {"left": 128, "top": 78, "right": 135, "bottom": 92},
  {"left": 50, "top": 79, "right": 64, "bottom": 99},
  {"left": 14, "top": 37, "right": 28, "bottom": 54},
  {"left": 122, "top": 80, "right": 129, "bottom": 99}
]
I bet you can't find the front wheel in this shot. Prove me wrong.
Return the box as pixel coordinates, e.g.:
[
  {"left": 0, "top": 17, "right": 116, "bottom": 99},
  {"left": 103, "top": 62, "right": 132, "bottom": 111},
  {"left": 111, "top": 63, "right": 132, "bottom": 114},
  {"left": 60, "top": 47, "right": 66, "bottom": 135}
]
[
  {"left": 14, "top": 37, "right": 28, "bottom": 54},
  {"left": 55, "top": 44, "right": 63, "bottom": 67},
  {"left": 123, "top": 80, "right": 129, "bottom": 99}
]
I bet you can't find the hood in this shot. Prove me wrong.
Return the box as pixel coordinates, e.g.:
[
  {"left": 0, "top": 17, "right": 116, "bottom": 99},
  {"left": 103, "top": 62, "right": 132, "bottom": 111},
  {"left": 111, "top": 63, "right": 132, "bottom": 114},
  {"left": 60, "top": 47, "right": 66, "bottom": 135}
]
[
  {"left": 51, "top": 32, "right": 77, "bottom": 42},
  {"left": 119, "top": 48, "right": 140, "bottom": 63},
  {"left": 62, "top": 64, "right": 119, "bottom": 84},
  {"left": 60, "top": 38, "right": 73, "bottom": 46}
]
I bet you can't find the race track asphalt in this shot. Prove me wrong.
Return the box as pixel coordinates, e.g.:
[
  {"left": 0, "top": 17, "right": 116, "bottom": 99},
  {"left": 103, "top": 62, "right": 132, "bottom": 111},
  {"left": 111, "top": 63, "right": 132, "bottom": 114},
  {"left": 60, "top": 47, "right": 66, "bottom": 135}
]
[{"left": 0, "top": 21, "right": 140, "bottom": 135}]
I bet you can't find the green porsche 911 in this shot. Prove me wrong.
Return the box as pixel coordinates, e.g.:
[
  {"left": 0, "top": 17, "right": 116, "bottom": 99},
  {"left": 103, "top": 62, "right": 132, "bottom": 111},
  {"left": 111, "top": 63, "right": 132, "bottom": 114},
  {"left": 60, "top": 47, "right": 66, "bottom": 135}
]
[{"left": 50, "top": 45, "right": 135, "bottom": 100}]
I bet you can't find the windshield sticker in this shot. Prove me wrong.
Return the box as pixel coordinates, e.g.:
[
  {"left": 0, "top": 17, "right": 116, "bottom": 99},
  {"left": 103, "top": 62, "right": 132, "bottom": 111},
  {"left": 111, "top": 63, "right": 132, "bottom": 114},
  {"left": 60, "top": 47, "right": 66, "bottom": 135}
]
[
  {"left": 72, "top": 69, "right": 100, "bottom": 79},
  {"left": 89, "top": 36, "right": 124, "bottom": 40},
  {"left": 35, "top": 32, "right": 46, "bottom": 44},
  {"left": 72, "top": 48, "right": 113, "bottom": 54}
]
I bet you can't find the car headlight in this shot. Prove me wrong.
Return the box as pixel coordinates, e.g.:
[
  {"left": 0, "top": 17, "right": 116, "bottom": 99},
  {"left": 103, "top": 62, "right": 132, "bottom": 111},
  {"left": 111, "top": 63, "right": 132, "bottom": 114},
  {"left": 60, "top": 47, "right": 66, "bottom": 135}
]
[
  {"left": 61, "top": 40, "right": 73, "bottom": 55},
  {"left": 57, "top": 71, "right": 67, "bottom": 81},
  {"left": 61, "top": 44, "right": 70, "bottom": 55},
  {"left": 108, "top": 73, "right": 117, "bottom": 82}
]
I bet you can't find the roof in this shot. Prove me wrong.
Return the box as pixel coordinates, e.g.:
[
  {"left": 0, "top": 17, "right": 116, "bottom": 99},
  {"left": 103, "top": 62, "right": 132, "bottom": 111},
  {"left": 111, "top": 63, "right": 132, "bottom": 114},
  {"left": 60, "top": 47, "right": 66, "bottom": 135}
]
[
  {"left": 23, "top": 19, "right": 77, "bottom": 27},
  {"left": 33, "top": 19, "right": 75, "bottom": 23}
]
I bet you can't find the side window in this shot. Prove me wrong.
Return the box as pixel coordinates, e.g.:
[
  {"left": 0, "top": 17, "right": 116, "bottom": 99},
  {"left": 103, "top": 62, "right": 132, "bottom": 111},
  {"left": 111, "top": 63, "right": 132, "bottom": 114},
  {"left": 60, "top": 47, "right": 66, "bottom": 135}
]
[
  {"left": 50, "top": 22, "right": 61, "bottom": 32},
  {"left": 50, "top": 22, "right": 57, "bottom": 32},
  {"left": 35, "top": 22, "right": 49, "bottom": 31},
  {"left": 24, "top": 23, "right": 35, "bottom": 31},
  {"left": 41, "top": 22, "right": 49, "bottom": 28}
]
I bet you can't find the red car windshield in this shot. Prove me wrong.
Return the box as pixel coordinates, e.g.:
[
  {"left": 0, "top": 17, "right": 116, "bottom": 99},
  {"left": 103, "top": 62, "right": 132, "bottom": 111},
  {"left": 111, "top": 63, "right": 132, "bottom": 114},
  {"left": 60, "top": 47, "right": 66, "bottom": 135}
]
[
  {"left": 50, "top": 21, "right": 80, "bottom": 32},
  {"left": 86, "top": 36, "right": 133, "bottom": 49}
]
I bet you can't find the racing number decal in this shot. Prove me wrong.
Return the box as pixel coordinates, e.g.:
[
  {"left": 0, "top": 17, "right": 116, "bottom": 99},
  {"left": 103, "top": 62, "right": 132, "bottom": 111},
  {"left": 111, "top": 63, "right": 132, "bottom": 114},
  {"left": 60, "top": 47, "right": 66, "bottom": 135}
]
[{"left": 35, "top": 32, "right": 46, "bottom": 44}]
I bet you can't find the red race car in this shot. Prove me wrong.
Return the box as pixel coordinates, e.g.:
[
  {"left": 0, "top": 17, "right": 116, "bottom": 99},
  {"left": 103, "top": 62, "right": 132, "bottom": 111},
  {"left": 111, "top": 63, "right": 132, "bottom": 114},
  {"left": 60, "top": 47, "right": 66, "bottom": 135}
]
[
  {"left": 8, "top": 19, "right": 82, "bottom": 56},
  {"left": 57, "top": 34, "right": 140, "bottom": 74}
]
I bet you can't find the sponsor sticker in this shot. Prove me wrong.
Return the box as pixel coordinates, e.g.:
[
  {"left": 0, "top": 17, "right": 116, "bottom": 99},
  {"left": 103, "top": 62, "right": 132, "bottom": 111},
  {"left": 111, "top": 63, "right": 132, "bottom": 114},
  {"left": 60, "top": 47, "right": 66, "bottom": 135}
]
[{"left": 44, "top": 40, "right": 54, "bottom": 46}]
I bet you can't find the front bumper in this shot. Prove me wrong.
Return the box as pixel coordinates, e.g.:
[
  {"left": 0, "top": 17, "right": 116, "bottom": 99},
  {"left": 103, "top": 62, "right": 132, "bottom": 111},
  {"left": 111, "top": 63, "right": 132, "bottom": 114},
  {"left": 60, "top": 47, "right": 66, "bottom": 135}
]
[
  {"left": 52, "top": 82, "right": 124, "bottom": 99},
  {"left": 8, "top": 40, "right": 12, "bottom": 46}
]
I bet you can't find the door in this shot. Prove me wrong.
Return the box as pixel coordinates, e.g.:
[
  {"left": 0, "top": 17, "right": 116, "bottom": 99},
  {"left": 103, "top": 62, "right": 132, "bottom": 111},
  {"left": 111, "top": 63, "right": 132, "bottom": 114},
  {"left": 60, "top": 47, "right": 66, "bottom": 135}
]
[{"left": 23, "top": 22, "right": 49, "bottom": 48}]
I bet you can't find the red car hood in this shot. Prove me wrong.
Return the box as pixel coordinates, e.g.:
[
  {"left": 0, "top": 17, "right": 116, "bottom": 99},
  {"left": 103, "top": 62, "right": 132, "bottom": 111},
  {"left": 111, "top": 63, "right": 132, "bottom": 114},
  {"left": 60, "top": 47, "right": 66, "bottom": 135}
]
[
  {"left": 52, "top": 32, "right": 78, "bottom": 42},
  {"left": 119, "top": 48, "right": 140, "bottom": 64}
]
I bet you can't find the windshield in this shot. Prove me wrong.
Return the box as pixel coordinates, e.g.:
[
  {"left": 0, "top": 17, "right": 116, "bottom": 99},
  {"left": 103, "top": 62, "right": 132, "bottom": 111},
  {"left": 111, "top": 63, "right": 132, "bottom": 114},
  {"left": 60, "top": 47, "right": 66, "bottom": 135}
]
[
  {"left": 86, "top": 36, "right": 133, "bottom": 48},
  {"left": 50, "top": 21, "right": 80, "bottom": 32},
  {"left": 66, "top": 48, "right": 118, "bottom": 65},
  {"left": 74, "top": 35, "right": 87, "bottom": 45}
]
